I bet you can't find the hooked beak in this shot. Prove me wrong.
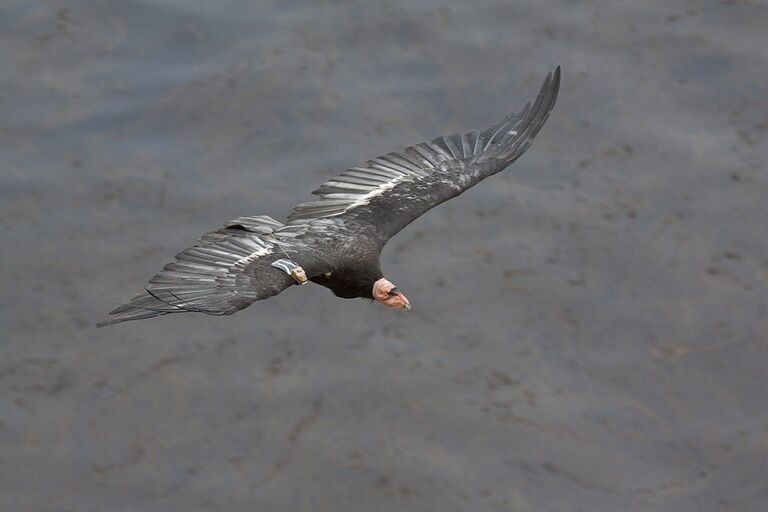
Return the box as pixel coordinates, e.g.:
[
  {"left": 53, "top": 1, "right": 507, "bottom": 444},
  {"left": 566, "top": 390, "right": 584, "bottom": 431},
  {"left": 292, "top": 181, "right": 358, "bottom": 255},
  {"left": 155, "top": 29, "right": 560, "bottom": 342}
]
[
  {"left": 373, "top": 278, "right": 411, "bottom": 311},
  {"left": 395, "top": 292, "right": 411, "bottom": 311}
]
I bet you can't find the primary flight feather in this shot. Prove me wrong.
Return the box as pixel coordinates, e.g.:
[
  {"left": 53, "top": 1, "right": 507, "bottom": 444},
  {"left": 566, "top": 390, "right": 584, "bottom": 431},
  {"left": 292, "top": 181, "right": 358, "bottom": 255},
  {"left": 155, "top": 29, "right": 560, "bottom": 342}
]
[{"left": 98, "top": 67, "right": 560, "bottom": 327}]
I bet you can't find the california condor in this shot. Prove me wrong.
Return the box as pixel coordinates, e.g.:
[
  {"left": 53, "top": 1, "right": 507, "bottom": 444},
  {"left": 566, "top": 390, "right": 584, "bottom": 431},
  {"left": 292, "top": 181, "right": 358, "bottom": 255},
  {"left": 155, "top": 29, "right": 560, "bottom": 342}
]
[{"left": 98, "top": 67, "right": 560, "bottom": 326}]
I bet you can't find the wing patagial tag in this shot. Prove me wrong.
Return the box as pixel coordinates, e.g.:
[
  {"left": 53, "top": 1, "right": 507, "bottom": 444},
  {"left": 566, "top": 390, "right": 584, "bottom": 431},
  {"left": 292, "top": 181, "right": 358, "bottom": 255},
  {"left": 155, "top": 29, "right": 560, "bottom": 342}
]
[{"left": 271, "top": 259, "right": 308, "bottom": 285}]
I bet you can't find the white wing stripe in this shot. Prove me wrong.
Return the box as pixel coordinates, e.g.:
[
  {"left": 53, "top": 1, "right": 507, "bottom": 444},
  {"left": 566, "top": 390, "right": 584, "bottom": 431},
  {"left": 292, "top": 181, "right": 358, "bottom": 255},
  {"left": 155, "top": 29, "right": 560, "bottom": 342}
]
[{"left": 323, "top": 180, "right": 379, "bottom": 191}]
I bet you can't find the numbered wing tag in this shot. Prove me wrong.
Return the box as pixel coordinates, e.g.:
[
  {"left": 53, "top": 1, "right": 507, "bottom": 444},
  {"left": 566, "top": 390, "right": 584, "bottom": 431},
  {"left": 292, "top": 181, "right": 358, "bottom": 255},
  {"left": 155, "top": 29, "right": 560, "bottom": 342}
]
[{"left": 271, "top": 259, "right": 308, "bottom": 285}]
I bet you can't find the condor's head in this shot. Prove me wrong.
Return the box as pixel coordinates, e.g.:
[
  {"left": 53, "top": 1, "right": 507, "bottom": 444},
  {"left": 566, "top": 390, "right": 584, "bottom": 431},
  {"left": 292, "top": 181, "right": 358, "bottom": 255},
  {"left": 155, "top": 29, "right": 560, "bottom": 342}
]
[{"left": 372, "top": 278, "right": 411, "bottom": 311}]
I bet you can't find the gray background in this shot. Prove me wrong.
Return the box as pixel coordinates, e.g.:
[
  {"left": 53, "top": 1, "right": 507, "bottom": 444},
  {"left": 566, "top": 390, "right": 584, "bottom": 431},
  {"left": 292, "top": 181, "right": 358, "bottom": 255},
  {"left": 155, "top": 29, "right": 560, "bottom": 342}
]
[{"left": 1, "top": 1, "right": 767, "bottom": 511}]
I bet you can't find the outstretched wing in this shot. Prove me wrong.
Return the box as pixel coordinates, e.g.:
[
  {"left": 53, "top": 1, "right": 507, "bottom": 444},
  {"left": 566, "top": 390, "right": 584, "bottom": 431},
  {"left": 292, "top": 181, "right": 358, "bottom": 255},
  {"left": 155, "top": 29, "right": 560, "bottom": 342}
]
[
  {"left": 100, "top": 67, "right": 559, "bottom": 326},
  {"left": 98, "top": 215, "right": 305, "bottom": 326},
  {"left": 288, "top": 67, "right": 560, "bottom": 242}
]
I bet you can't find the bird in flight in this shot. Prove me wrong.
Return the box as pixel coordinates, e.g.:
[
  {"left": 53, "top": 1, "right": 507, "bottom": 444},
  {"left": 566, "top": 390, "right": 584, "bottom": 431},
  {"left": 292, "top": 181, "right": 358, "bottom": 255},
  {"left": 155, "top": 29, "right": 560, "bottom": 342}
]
[{"left": 98, "top": 67, "right": 560, "bottom": 326}]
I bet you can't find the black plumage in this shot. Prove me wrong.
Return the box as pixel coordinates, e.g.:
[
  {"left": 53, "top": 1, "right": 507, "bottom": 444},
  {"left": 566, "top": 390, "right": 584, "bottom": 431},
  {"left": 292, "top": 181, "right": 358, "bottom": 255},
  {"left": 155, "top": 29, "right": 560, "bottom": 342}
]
[
  {"left": 310, "top": 262, "right": 383, "bottom": 300},
  {"left": 98, "top": 67, "right": 560, "bottom": 326}
]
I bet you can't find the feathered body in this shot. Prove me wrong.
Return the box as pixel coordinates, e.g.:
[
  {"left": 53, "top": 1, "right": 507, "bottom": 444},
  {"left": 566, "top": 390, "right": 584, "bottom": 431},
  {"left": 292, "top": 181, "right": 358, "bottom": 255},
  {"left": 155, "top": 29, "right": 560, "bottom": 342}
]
[
  {"left": 311, "top": 265, "right": 383, "bottom": 300},
  {"left": 99, "top": 67, "right": 560, "bottom": 326}
]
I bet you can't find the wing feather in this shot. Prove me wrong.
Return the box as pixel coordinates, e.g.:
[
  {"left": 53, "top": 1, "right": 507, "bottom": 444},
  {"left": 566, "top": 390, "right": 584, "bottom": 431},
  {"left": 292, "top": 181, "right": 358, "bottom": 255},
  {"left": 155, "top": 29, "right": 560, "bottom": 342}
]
[
  {"left": 100, "top": 68, "right": 560, "bottom": 326},
  {"left": 98, "top": 215, "right": 298, "bottom": 326},
  {"left": 286, "top": 67, "right": 560, "bottom": 241}
]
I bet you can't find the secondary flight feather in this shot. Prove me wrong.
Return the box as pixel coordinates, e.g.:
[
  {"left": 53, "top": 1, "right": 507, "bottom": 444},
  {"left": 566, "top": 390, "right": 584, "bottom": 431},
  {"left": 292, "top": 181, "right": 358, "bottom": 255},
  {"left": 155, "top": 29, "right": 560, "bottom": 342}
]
[{"left": 98, "top": 67, "right": 560, "bottom": 326}]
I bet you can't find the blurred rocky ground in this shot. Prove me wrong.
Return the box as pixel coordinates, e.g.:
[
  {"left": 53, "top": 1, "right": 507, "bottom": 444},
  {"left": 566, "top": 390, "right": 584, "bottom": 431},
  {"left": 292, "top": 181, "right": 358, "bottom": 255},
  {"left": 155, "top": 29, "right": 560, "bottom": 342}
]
[{"left": 1, "top": 1, "right": 766, "bottom": 511}]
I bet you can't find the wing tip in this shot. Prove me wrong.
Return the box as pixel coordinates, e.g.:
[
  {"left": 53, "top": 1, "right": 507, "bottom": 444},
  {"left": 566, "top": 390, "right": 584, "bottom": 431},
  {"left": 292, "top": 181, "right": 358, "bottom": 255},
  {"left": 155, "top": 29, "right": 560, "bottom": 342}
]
[
  {"left": 96, "top": 289, "right": 179, "bottom": 327},
  {"left": 95, "top": 306, "right": 130, "bottom": 328},
  {"left": 551, "top": 65, "right": 561, "bottom": 102},
  {"left": 95, "top": 313, "right": 148, "bottom": 328},
  {"left": 96, "top": 303, "right": 164, "bottom": 327},
  {"left": 96, "top": 317, "right": 122, "bottom": 328},
  {"left": 541, "top": 65, "right": 561, "bottom": 107}
]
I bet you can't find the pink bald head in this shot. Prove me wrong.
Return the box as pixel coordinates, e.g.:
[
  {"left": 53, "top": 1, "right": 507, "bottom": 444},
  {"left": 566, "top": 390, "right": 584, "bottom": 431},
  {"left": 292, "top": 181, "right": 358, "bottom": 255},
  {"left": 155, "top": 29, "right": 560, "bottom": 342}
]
[{"left": 373, "top": 278, "right": 411, "bottom": 311}]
